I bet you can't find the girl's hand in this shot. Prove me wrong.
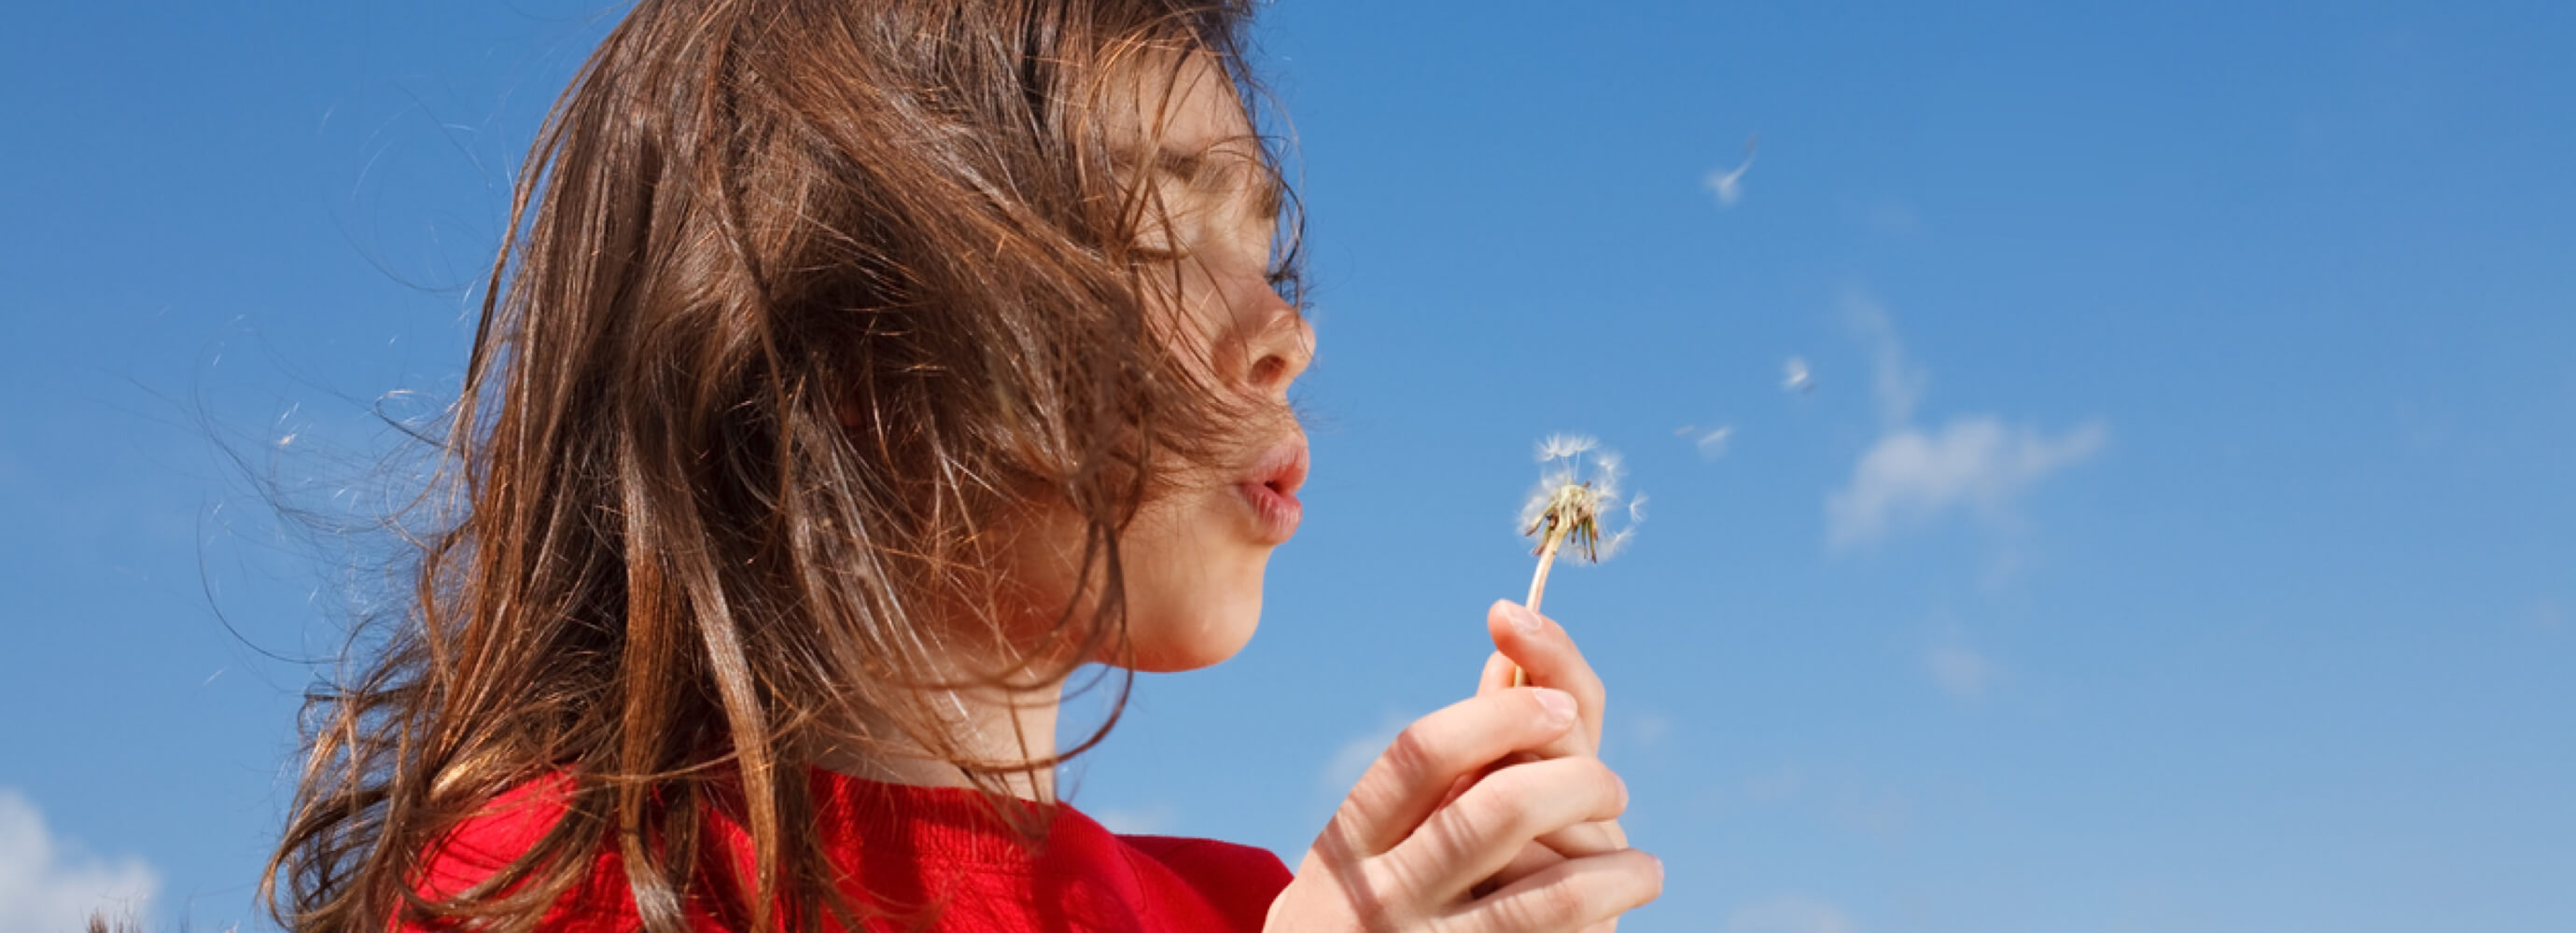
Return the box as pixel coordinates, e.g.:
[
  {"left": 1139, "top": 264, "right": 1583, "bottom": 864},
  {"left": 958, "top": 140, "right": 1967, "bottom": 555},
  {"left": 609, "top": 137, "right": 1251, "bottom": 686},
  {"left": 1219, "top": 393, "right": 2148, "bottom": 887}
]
[
  {"left": 1455, "top": 602, "right": 1631, "bottom": 913},
  {"left": 1266, "top": 677, "right": 1660, "bottom": 931}
]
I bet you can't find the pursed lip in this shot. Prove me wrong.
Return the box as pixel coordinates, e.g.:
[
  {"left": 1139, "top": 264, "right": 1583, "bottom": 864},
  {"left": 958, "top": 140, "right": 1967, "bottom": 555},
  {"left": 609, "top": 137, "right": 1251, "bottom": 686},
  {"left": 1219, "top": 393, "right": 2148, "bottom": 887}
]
[
  {"left": 1241, "top": 435, "right": 1309, "bottom": 497},
  {"left": 1233, "top": 434, "right": 1309, "bottom": 545}
]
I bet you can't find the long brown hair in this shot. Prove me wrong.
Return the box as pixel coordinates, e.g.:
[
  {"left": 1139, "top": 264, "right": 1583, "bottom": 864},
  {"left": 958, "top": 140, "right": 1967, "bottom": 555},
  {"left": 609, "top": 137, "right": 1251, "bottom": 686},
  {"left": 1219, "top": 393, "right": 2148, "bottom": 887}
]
[{"left": 262, "top": 1, "right": 1298, "bottom": 930}]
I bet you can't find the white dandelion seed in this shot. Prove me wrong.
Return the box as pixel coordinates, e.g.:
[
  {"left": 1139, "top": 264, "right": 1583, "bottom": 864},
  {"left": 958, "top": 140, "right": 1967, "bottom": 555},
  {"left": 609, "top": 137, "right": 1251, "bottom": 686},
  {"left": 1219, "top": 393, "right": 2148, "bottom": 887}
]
[
  {"left": 1537, "top": 433, "right": 1599, "bottom": 463},
  {"left": 1704, "top": 134, "right": 1759, "bottom": 208},
  {"left": 1782, "top": 356, "right": 1814, "bottom": 394},
  {"left": 1693, "top": 425, "right": 1733, "bottom": 458}
]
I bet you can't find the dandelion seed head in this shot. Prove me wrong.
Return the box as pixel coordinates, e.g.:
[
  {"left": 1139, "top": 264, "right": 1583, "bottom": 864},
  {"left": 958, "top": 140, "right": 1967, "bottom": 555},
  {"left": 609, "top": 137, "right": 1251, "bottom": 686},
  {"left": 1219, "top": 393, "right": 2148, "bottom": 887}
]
[
  {"left": 1518, "top": 434, "right": 1645, "bottom": 564},
  {"left": 1519, "top": 482, "right": 1558, "bottom": 531}
]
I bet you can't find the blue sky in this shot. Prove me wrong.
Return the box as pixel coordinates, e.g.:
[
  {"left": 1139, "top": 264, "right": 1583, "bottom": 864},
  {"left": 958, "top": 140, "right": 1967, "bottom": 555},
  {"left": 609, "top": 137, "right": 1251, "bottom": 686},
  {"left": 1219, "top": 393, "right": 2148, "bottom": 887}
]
[{"left": 3, "top": 2, "right": 2570, "bottom": 931}]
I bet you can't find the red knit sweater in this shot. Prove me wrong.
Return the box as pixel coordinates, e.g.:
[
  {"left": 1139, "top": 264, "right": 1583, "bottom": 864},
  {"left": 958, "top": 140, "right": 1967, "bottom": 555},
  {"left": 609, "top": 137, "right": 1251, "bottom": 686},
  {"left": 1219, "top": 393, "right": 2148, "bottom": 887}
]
[{"left": 408, "top": 769, "right": 1292, "bottom": 932}]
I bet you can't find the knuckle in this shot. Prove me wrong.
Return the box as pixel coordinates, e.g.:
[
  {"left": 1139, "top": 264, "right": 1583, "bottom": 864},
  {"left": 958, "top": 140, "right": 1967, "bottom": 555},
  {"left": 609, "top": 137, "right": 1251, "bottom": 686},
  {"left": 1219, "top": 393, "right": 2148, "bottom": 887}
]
[
  {"left": 1476, "top": 782, "right": 1533, "bottom": 838},
  {"left": 1360, "top": 849, "right": 1446, "bottom": 931},
  {"left": 1417, "top": 797, "right": 1496, "bottom": 867},
  {"left": 1465, "top": 770, "right": 1534, "bottom": 826},
  {"left": 1383, "top": 723, "right": 1446, "bottom": 780},
  {"left": 1348, "top": 883, "right": 1405, "bottom": 933}
]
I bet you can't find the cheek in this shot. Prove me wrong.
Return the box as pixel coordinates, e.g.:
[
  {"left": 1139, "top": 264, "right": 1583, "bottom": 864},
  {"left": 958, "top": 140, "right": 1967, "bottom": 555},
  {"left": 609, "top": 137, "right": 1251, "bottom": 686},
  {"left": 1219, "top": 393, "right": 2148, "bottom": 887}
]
[
  {"left": 1110, "top": 486, "right": 1269, "bottom": 673},
  {"left": 983, "top": 503, "right": 1102, "bottom": 651}
]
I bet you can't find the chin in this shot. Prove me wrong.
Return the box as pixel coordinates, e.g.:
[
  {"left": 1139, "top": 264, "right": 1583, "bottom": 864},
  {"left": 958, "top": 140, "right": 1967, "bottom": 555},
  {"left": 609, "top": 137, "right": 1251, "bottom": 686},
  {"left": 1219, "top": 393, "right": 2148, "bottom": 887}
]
[{"left": 1113, "top": 546, "right": 1270, "bottom": 673}]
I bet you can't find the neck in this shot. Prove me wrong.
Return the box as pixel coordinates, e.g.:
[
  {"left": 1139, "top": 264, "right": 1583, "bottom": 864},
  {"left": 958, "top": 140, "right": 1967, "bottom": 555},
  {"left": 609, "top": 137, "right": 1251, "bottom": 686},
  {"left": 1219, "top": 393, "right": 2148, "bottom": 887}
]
[{"left": 815, "top": 679, "right": 1065, "bottom": 801}]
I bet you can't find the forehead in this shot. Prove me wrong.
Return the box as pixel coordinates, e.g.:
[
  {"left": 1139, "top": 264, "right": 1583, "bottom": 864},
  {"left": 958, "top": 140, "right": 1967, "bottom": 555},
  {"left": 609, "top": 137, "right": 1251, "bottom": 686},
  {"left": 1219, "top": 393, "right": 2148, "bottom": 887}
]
[{"left": 1106, "top": 50, "right": 1256, "bottom": 160}]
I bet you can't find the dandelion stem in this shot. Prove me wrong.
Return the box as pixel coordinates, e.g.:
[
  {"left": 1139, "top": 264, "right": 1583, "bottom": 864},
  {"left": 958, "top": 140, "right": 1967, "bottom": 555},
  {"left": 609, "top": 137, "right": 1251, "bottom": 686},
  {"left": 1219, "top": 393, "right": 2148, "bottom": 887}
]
[{"left": 1509, "top": 521, "right": 1570, "bottom": 689}]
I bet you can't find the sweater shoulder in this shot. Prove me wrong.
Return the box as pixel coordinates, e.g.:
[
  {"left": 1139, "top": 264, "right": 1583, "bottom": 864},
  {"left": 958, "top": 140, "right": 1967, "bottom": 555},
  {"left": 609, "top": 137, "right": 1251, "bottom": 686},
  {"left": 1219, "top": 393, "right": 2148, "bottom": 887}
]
[{"left": 1113, "top": 834, "right": 1292, "bottom": 932}]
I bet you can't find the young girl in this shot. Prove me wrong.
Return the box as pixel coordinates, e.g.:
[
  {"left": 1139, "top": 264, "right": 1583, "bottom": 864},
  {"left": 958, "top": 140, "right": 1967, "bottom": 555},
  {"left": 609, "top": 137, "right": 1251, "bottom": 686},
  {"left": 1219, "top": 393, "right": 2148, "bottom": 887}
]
[{"left": 261, "top": 1, "right": 1660, "bottom": 930}]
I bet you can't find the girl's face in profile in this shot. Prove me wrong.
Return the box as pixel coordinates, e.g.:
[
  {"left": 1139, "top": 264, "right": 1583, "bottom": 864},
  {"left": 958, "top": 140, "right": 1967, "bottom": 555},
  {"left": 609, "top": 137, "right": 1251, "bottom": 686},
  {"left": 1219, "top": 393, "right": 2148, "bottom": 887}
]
[{"left": 1000, "top": 53, "right": 1313, "bottom": 675}]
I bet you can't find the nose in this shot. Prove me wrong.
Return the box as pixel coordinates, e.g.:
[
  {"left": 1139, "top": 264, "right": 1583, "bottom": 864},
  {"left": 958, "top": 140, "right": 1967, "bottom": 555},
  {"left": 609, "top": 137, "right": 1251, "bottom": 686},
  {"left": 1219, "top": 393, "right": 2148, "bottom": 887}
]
[{"left": 1239, "top": 291, "right": 1313, "bottom": 399}]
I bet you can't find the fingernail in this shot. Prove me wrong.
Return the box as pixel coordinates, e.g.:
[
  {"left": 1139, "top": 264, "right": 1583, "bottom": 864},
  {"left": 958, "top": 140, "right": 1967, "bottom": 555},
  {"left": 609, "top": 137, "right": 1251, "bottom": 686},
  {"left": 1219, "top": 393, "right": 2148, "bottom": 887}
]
[
  {"left": 1534, "top": 688, "right": 1577, "bottom": 723},
  {"left": 1650, "top": 854, "right": 1664, "bottom": 882},
  {"left": 1507, "top": 602, "right": 1544, "bottom": 635}
]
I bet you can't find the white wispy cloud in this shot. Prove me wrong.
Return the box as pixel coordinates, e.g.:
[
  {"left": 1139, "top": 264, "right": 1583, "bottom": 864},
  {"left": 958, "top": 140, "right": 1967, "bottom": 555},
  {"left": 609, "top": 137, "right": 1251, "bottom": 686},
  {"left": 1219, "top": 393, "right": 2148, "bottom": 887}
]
[
  {"left": 1623, "top": 710, "right": 1672, "bottom": 751},
  {"left": 1845, "top": 294, "right": 1925, "bottom": 428},
  {"left": 1925, "top": 642, "right": 1997, "bottom": 702},
  {"left": 0, "top": 789, "right": 159, "bottom": 933},
  {"left": 2531, "top": 595, "right": 2565, "bottom": 633},
  {"left": 1828, "top": 416, "right": 2108, "bottom": 549},
  {"left": 1827, "top": 292, "right": 2107, "bottom": 550},
  {"left": 1741, "top": 765, "right": 1803, "bottom": 802},
  {"left": 1728, "top": 895, "right": 1858, "bottom": 933}
]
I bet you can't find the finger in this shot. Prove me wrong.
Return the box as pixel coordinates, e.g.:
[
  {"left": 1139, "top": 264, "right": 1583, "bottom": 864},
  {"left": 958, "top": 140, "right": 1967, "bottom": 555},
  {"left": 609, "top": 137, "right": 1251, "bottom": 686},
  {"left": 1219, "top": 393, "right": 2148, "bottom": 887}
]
[
  {"left": 1470, "top": 842, "right": 1558, "bottom": 899},
  {"left": 1385, "top": 756, "right": 1629, "bottom": 901},
  {"left": 1475, "top": 821, "right": 1626, "bottom": 898},
  {"left": 1535, "top": 819, "right": 1627, "bottom": 861},
  {"left": 1334, "top": 688, "right": 1581, "bottom": 856},
  {"left": 1466, "top": 650, "right": 1543, "bottom": 791},
  {"left": 1451, "top": 848, "right": 1662, "bottom": 933},
  {"left": 1489, "top": 601, "right": 1608, "bottom": 750},
  {"left": 1477, "top": 650, "right": 1515, "bottom": 698}
]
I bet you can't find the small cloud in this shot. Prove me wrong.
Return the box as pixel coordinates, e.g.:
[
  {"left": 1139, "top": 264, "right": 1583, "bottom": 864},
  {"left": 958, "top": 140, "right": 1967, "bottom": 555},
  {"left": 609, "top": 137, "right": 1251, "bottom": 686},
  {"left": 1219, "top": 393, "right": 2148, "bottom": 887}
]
[
  {"left": 1317, "top": 714, "right": 1412, "bottom": 794},
  {"left": 1742, "top": 765, "right": 1801, "bottom": 802},
  {"left": 1925, "top": 643, "right": 1996, "bottom": 702},
  {"left": 1836, "top": 197, "right": 1923, "bottom": 235},
  {"left": 1728, "top": 895, "right": 1857, "bottom": 933},
  {"left": 1827, "top": 416, "right": 2109, "bottom": 550},
  {"left": 1844, "top": 292, "right": 1924, "bottom": 426},
  {"left": 1827, "top": 293, "right": 2107, "bottom": 553},
  {"left": 0, "top": 789, "right": 160, "bottom": 933},
  {"left": 1624, "top": 711, "right": 1672, "bottom": 750},
  {"left": 1703, "top": 134, "right": 1759, "bottom": 208},
  {"left": 1862, "top": 200, "right": 1921, "bottom": 235},
  {"left": 1781, "top": 356, "right": 1813, "bottom": 395},
  {"left": 1094, "top": 803, "right": 1180, "bottom": 836},
  {"left": 1826, "top": 786, "right": 1911, "bottom": 841}
]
